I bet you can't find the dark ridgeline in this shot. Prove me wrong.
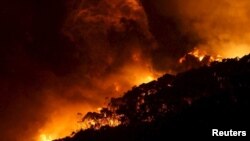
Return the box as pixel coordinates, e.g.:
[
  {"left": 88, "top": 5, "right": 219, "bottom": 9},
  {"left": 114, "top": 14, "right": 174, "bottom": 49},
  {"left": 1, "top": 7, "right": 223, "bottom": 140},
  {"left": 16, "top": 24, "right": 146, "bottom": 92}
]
[{"left": 55, "top": 54, "right": 250, "bottom": 140}]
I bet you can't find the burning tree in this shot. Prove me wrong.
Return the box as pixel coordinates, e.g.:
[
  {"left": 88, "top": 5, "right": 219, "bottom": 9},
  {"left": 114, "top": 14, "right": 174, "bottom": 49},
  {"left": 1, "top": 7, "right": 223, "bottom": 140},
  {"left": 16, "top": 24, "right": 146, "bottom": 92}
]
[{"left": 69, "top": 54, "right": 250, "bottom": 138}]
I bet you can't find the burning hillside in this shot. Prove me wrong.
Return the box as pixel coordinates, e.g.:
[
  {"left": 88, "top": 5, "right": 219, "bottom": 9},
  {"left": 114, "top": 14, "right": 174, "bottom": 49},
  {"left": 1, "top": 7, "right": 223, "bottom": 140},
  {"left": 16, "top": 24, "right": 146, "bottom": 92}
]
[
  {"left": 55, "top": 54, "right": 250, "bottom": 140},
  {"left": 1, "top": 0, "right": 250, "bottom": 141}
]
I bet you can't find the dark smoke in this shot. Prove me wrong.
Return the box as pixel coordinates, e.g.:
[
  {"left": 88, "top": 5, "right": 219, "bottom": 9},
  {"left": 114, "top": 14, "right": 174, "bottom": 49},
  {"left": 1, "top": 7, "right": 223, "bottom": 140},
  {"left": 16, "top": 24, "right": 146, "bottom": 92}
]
[
  {"left": 1, "top": 0, "right": 250, "bottom": 141},
  {"left": 144, "top": 0, "right": 250, "bottom": 58},
  {"left": 0, "top": 0, "right": 84, "bottom": 141},
  {"left": 140, "top": 0, "right": 201, "bottom": 71},
  {"left": 63, "top": 0, "right": 201, "bottom": 73},
  {"left": 63, "top": 0, "right": 154, "bottom": 76}
]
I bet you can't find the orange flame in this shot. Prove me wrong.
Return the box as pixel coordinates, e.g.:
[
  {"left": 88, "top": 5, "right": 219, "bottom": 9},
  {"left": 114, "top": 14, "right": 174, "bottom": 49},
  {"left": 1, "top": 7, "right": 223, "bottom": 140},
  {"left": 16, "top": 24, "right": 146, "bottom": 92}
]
[
  {"left": 39, "top": 134, "right": 52, "bottom": 141},
  {"left": 179, "top": 48, "right": 223, "bottom": 64},
  {"left": 36, "top": 63, "right": 161, "bottom": 141},
  {"left": 188, "top": 48, "right": 206, "bottom": 61}
]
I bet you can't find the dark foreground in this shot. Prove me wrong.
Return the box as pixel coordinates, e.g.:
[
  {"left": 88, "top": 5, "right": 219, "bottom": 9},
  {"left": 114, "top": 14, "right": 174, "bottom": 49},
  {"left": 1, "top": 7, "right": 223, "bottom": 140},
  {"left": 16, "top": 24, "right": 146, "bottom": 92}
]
[{"left": 55, "top": 54, "right": 250, "bottom": 140}]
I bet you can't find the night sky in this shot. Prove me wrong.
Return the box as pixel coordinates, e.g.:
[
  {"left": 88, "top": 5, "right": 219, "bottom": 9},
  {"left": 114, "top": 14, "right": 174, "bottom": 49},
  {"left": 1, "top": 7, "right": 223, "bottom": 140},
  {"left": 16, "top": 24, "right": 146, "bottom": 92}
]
[{"left": 1, "top": 0, "right": 250, "bottom": 141}]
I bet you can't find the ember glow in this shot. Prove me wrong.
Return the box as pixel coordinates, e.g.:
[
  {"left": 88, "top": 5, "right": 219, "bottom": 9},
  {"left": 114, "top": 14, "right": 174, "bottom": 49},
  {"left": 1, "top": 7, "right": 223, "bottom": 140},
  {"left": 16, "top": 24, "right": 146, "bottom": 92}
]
[
  {"left": 217, "top": 43, "right": 250, "bottom": 58},
  {"left": 80, "top": 109, "right": 122, "bottom": 130},
  {"left": 36, "top": 63, "right": 161, "bottom": 141},
  {"left": 179, "top": 48, "right": 223, "bottom": 64},
  {"left": 188, "top": 48, "right": 207, "bottom": 62},
  {"left": 40, "top": 134, "right": 52, "bottom": 141},
  {"left": 37, "top": 103, "right": 93, "bottom": 141}
]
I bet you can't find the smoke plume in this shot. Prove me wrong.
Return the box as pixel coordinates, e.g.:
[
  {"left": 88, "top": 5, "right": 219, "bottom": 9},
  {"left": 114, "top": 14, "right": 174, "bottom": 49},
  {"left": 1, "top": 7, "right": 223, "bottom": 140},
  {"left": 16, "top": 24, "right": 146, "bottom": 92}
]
[{"left": 0, "top": 0, "right": 250, "bottom": 141}]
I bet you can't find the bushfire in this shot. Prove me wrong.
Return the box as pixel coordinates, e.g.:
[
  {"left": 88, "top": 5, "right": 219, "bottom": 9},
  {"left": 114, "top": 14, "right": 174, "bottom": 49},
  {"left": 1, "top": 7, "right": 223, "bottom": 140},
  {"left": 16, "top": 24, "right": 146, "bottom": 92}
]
[
  {"left": 37, "top": 0, "right": 250, "bottom": 140},
  {"left": 37, "top": 66, "right": 160, "bottom": 141},
  {"left": 179, "top": 48, "right": 223, "bottom": 64},
  {"left": 1, "top": 0, "right": 250, "bottom": 141}
]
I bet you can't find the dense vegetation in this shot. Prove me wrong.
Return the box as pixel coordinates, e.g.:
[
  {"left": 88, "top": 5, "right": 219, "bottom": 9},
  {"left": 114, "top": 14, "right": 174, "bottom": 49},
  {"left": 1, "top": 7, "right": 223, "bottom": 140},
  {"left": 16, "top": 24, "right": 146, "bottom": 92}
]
[{"left": 55, "top": 54, "right": 250, "bottom": 140}]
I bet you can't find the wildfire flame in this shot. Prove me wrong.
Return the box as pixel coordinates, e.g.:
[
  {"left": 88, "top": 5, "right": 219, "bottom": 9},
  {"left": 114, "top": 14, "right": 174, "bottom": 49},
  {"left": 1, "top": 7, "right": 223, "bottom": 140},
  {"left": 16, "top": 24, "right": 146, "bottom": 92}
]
[
  {"left": 36, "top": 0, "right": 250, "bottom": 141},
  {"left": 80, "top": 111, "right": 122, "bottom": 130},
  {"left": 39, "top": 134, "right": 52, "bottom": 141},
  {"left": 37, "top": 103, "right": 94, "bottom": 141},
  {"left": 37, "top": 64, "right": 160, "bottom": 141},
  {"left": 179, "top": 48, "right": 223, "bottom": 64},
  {"left": 188, "top": 48, "right": 206, "bottom": 61}
]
